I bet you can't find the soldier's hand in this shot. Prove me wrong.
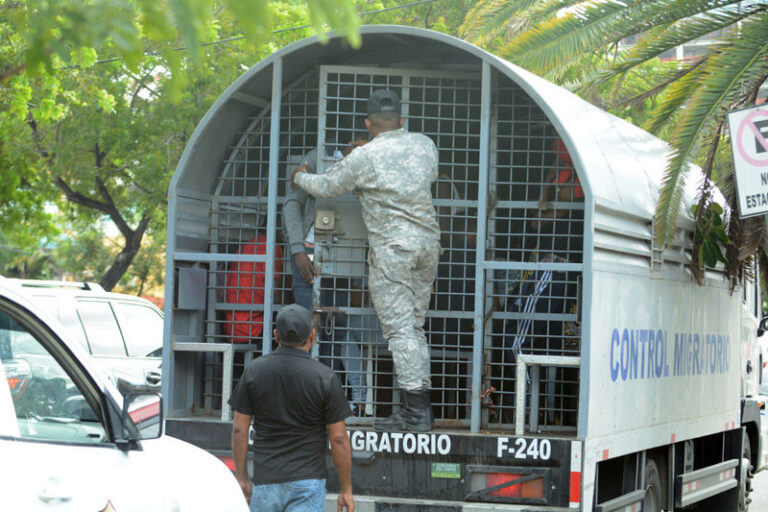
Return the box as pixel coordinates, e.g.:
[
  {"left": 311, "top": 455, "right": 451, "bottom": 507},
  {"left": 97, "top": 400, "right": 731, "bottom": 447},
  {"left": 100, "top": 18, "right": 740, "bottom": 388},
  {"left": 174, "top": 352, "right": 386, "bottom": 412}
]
[
  {"left": 291, "top": 161, "right": 308, "bottom": 186},
  {"left": 342, "top": 139, "right": 368, "bottom": 156},
  {"left": 294, "top": 252, "right": 317, "bottom": 284}
]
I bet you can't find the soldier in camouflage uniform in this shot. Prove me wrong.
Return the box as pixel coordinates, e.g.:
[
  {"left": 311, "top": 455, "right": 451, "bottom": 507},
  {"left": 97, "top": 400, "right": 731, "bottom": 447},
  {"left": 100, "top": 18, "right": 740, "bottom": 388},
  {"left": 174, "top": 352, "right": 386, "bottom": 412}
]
[{"left": 291, "top": 90, "right": 440, "bottom": 432}]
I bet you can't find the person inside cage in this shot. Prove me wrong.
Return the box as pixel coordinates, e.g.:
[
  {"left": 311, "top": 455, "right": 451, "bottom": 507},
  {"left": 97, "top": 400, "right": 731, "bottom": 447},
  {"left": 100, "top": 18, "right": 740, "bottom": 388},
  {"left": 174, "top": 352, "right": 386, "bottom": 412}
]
[
  {"left": 282, "top": 144, "right": 371, "bottom": 417},
  {"left": 497, "top": 137, "right": 583, "bottom": 426},
  {"left": 507, "top": 136, "right": 583, "bottom": 356},
  {"left": 223, "top": 231, "right": 284, "bottom": 344},
  {"left": 326, "top": 276, "right": 378, "bottom": 418},
  {"left": 531, "top": 137, "right": 584, "bottom": 232}
]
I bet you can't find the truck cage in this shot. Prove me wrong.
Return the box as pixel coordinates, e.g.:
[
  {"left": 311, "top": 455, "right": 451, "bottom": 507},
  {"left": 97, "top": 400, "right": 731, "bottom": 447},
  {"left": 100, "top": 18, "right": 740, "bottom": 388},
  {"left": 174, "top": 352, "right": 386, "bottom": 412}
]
[{"left": 165, "top": 52, "right": 586, "bottom": 436}]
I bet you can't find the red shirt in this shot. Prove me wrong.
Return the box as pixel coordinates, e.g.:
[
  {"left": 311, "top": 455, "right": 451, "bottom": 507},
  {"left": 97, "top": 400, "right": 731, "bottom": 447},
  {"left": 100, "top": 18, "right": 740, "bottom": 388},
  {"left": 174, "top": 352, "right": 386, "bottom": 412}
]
[
  {"left": 224, "top": 235, "right": 284, "bottom": 343},
  {"left": 555, "top": 168, "right": 584, "bottom": 199}
]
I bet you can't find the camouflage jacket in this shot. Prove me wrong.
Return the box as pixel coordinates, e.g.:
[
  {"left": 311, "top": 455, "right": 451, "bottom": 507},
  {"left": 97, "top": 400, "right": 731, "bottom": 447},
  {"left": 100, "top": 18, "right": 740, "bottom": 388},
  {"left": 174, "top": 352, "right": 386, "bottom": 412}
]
[{"left": 294, "top": 129, "right": 440, "bottom": 247}]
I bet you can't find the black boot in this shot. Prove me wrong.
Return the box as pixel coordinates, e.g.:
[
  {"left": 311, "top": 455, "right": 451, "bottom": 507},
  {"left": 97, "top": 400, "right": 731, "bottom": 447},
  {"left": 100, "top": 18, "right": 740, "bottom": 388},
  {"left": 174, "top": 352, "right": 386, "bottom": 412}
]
[{"left": 374, "top": 390, "right": 432, "bottom": 432}]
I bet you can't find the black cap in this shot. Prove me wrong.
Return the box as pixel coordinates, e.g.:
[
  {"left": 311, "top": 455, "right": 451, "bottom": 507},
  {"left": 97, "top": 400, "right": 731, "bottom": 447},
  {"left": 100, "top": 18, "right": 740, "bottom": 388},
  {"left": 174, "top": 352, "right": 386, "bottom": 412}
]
[
  {"left": 367, "top": 90, "right": 401, "bottom": 116},
  {"left": 276, "top": 304, "right": 312, "bottom": 344}
]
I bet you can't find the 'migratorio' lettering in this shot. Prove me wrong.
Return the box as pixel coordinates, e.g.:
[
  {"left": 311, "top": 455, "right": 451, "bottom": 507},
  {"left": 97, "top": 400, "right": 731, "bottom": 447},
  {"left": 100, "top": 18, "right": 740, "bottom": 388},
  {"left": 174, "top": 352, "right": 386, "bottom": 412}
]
[{"left": 349, "top": 431, "right": 451, "bottom": 455}]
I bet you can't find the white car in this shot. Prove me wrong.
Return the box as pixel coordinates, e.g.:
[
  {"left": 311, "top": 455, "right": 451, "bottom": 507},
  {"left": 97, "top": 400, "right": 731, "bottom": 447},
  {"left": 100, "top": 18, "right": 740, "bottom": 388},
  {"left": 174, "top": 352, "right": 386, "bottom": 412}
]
[
  {"left": 0, "top": 280, "right": 248, "bottom": 511},
  {"left": 5, "top": 279, "right": 163, "bottom": 392}
]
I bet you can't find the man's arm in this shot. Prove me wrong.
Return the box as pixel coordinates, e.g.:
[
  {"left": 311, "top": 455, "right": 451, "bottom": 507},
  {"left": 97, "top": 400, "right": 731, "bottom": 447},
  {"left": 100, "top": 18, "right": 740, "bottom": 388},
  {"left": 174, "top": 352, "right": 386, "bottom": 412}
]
[
  {"left": 283, "top": 185, "right": 312, "bottom": 256},
  {"left": 328, "top": 420, "right": 355, "bottom": 512},
  {"left": 294, "top": 149, "right": 367, "bottom": 199},
  {"left": 232, "top": 411, "right": 253, "bottom": 503}
]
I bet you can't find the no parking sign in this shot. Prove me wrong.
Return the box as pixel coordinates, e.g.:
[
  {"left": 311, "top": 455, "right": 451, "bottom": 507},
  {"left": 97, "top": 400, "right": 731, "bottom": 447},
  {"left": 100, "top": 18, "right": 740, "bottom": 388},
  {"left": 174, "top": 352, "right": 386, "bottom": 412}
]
[{"left": 728, "top": 104, "right": 768, "bottom": 218}]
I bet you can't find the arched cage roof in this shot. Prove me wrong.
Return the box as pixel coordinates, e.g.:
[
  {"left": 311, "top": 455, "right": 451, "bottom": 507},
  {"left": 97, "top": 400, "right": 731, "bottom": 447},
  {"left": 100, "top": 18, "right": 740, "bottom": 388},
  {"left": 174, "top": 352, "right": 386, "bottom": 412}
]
[{"left": 170, "top": 24, "right": 699, "bottom": 227}]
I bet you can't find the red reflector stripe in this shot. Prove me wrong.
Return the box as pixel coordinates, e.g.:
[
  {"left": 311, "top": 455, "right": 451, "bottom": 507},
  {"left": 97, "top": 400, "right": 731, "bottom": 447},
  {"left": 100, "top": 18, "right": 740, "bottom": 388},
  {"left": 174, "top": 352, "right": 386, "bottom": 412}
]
[
  {"left": 219, "top": 456, "right": 237, "bottom": 472},
  {"left": 570, "top": 471, "right": 581, "bottom": 504},
  {"left": 128, "top": 401, "right": 160, "bottom": 423}
]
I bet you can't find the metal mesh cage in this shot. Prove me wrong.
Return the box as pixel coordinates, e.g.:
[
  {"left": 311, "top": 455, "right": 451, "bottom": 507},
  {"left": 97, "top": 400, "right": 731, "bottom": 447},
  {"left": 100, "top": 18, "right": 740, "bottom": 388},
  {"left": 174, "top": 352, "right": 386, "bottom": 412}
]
[{"left": 183, "top": 65, "right": 583, "bottom": 433}]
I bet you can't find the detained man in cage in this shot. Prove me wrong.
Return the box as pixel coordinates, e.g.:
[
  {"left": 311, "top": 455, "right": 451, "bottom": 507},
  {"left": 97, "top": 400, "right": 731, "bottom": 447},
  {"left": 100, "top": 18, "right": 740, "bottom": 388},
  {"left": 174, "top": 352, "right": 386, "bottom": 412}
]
[
  {"left": 223, "top": 220, "right": 284, "bottom": 344},
  {"left": 291, "top": 90, "right": 441, "bottom": 432},
  {"left": 282, "top": 148, "right": 369, "bottom": 416},
  {"left": 499, "top": 137, "right": 583, "bottom": 426},
  {"left": 505, "top": 137, "right": 584, "bottom": 357}
]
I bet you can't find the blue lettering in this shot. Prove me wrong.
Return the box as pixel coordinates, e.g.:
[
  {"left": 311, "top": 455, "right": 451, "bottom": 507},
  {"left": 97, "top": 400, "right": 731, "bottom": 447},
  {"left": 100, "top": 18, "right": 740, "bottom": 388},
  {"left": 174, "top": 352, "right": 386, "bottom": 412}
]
[
  {"left": 647, "top": 331, "right": 655, "bottom": 378},
  {"left": 610, "top": 329, "right": 620, "bottom": 382},
  {"left": 655, "top": 330, "right": 664, "bottom": 378},
  {"left": 621, "top": 329, "right": 630, "bottom": 381},
  {"left": 692, "top": 334, "right": 700, "bottom": 375},
  {"left": 612, "top": 329, "right": 730, "bottom": 382},
  {"left": 639, "top": 330, "right": 648, "bottom": 378},
  {"left": 717, "top": 335, "right": 722, "bottom": 372},
  {"left": 674, "top": 333, "right": 684, "bottom": 376},
  {"left": 629, "top": 330, "right": 639, "bottom": 380}
]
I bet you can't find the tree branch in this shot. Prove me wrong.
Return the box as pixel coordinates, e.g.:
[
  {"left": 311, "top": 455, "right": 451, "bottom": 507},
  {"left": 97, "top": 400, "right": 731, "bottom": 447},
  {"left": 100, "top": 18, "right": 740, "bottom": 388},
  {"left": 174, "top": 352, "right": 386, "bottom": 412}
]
[
  {"left": 0, "top": 62, "right": 27, "bottom": 83},
  {"left": 94, "top": 175, "right": 134, "bottom": 238},
  {"left": 54, "top": 176, "right": 112, "bottom": 216},
  {"left": 27, "top": 114, "right": 54, "bottom": 163}
]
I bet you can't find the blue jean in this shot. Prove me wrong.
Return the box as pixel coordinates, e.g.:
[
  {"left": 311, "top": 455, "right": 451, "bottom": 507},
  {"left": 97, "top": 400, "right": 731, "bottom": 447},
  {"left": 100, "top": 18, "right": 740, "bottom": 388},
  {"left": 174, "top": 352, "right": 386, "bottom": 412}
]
[
  {"left": 250, "top": 478, "right": 325, "bottom": 512},
  {"left": 343, "top": 314, "right": 382, "bottom": 404},
  {"left": 291, "top": 250, "right": 314, "bottom": 312}
]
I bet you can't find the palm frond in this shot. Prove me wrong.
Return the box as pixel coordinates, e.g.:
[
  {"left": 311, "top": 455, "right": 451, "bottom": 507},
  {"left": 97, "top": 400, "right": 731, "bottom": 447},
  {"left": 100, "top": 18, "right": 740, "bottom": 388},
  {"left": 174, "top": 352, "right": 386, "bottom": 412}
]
[
  {"left": 501, "top": 0, "right": 644, "bottom": 75},
  {"left": 642, "top": 62, "right": 705, "bottom": 135},
  {"left": 579, "top": 1, "right": 764, "bottom": 91},
  {"left": 609, "top": 60, "right": 701, "bottom": 110},
  {"left": 502, "top": 0, "right": 745, "bottom": 76},
  {"left": 460, "top": 0, "right": 549, "bottom": 45},
  {"left": 654, "top": 13, "right": 768, "bottom": 246}
]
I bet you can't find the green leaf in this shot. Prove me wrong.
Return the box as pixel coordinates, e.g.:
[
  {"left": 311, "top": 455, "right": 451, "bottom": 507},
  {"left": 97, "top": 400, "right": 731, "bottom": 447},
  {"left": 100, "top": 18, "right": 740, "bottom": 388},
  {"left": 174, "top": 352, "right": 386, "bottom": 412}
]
[
  {"left": 702, "top": 242, "right": 719, "bottom": 268},
  {"left": 224, "top": 0, "right": 271, "bottom": 42}
]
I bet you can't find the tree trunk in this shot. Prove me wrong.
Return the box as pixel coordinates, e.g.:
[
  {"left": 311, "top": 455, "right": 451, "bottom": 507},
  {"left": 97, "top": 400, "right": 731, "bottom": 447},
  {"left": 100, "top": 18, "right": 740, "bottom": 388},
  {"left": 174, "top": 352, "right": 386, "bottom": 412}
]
[
  {"left": 99, "top": 216, "right": 150, "bottom": 291},
  {"left": 54, "top": 176, "right": 152, "bottom": 292},
  {"left": 29, "top": 117, "right": 154, "bottom": 292}
]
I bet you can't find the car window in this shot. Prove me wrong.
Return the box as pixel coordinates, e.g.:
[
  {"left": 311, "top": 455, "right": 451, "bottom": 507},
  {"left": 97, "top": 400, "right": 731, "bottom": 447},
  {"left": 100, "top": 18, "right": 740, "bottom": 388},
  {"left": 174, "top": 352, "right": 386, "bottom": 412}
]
[
  {"left": 26, "top": 294, "right": 91, "bottom": 353},
  {"left": 76, "top": 301, "right": 127, "bottom": 357},
  {"left": 0, "top": 307, "right": 107, "bottom": 445},
  {"left": 112, "top": 302, "right": 163, "bottom": 357}
]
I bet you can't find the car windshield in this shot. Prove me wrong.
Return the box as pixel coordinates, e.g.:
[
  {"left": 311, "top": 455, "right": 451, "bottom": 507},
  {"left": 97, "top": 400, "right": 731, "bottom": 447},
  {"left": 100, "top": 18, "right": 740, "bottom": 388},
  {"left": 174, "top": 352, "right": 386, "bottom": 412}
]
[{"left": 1, "top": 307, "right": 107, "bottom": 444}]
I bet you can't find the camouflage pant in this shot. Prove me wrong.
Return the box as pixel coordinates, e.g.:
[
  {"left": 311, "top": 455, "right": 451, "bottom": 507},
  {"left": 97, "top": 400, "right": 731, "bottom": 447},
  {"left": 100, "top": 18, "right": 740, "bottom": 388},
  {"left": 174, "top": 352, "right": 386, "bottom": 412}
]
[{"left": 368, "top": 239, "right": 440, "bottom": 391}]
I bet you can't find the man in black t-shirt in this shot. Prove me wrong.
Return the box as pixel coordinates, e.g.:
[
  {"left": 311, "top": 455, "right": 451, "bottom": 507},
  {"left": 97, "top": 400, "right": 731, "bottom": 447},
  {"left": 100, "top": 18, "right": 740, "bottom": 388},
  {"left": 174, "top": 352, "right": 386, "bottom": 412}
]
[{"left": 230, "top": 304, "right": 354, "bottom": 512}]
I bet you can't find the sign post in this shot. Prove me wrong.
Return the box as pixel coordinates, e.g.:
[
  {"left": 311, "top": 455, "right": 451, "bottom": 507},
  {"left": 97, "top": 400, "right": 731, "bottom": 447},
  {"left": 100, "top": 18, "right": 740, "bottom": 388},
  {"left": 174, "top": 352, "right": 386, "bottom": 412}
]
[{"left": 727, "top": 104, "right": 768, "bottom": 218}]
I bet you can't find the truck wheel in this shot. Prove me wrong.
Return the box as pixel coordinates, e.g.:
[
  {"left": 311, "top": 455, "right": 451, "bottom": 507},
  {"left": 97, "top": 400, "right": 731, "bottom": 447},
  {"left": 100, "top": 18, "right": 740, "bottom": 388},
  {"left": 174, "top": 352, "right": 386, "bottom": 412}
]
[
  {"left": 644, "top": 458, "right": 663, "bottom": 512},
  {"left": 697, "top": 433, "right": 753, "bottom": 512},
  {"left": 738, "top": 435, "right": 753, "bottom": 512}
]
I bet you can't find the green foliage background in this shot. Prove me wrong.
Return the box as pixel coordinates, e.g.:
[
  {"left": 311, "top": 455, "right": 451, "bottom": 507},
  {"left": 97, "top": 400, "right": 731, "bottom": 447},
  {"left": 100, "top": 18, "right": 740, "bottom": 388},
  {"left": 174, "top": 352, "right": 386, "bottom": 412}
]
[{"left": 0, "top": 0, "right": 471, "bottom": 294}]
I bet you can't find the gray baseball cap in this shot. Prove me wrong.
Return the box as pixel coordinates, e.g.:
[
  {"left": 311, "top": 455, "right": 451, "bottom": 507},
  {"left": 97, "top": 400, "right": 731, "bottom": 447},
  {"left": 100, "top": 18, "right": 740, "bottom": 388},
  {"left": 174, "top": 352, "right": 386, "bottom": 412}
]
[
  {"left": 367, "top": 90, "right": 401, "bottom": 115},
  {"left": 276, "top": 304, "right": 312, "bottom": 344}
]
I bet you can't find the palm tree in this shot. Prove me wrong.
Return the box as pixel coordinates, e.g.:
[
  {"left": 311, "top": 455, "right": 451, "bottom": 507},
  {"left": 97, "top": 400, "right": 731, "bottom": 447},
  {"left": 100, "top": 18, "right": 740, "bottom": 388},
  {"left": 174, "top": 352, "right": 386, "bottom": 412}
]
[{"left": 461, "top": 0, "right": 768, "bottom": 285}]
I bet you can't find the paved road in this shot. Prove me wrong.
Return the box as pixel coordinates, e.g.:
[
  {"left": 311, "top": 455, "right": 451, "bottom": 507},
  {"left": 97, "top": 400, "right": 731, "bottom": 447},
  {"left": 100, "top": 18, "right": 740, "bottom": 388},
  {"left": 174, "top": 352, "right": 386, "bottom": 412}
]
[{"left": 752, "top": 466, "right": 768, "bottom": 510}]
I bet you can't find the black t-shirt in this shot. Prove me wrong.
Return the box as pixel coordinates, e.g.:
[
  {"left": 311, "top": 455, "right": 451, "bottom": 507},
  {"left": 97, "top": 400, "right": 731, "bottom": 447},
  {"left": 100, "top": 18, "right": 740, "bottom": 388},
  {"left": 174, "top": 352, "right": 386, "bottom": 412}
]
[{"left": 228, "top": 345, "right": 351, "bottom": 484}]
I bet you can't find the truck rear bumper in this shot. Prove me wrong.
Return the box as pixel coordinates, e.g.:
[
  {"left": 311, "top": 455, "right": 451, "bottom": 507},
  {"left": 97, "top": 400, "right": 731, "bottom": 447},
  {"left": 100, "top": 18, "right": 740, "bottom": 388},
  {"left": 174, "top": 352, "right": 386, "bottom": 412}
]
[{"left": 327, "top": 493, "right": 574, "bottom": 512}]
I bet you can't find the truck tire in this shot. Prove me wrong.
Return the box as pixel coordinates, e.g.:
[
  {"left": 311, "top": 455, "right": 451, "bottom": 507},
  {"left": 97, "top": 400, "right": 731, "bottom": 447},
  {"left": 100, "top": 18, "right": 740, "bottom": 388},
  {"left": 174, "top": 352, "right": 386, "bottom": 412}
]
[
  {"left": 738, "top": 435, "right": 753, "bottom": 512},
  {"left": 644, "top": 458, "right": 663, "bottom": 512},
  {"left": 697, "top": 434, "right": 752, "bottom": 512}
]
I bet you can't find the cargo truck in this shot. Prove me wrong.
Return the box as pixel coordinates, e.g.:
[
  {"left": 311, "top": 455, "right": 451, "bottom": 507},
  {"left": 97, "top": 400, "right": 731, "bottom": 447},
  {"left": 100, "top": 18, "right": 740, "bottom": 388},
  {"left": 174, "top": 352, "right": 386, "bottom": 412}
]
[{"left": 161, "top": 25, "right": 766, "bottom": 511}]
